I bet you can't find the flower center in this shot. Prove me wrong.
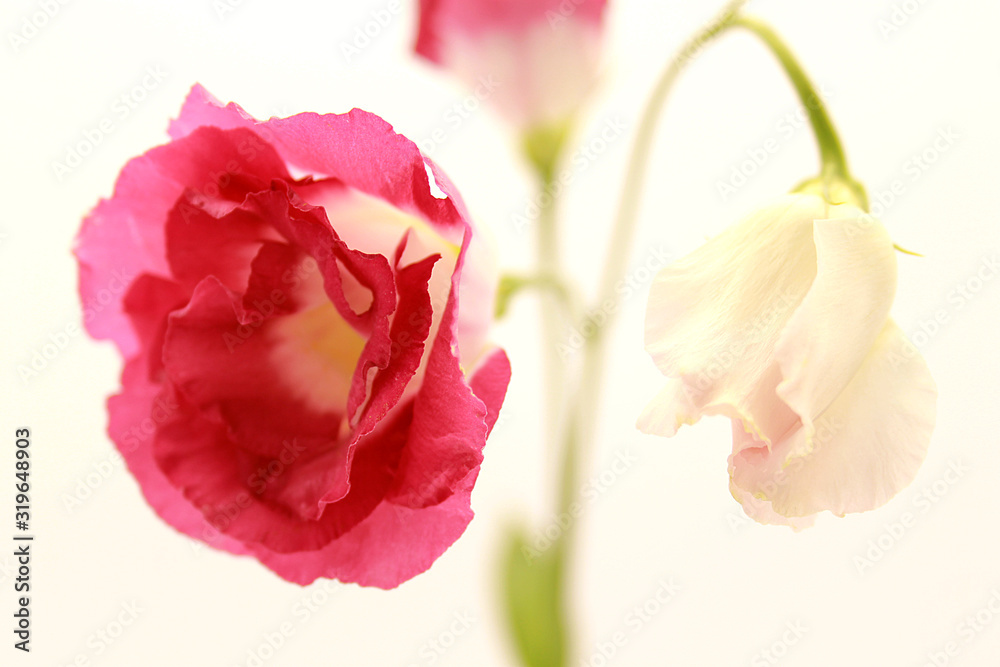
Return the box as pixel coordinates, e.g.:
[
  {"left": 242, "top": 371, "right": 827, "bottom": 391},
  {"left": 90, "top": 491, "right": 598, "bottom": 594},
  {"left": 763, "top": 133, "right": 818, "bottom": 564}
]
[{"left": 267, "top": 301, "right": 366, "bottom": 416}]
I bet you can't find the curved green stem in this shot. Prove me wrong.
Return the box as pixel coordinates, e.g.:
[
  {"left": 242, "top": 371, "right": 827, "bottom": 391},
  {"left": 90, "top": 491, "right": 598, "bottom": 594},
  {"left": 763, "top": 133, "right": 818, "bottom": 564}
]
[
  {"left": 509, "top": 4, "right": 870, "bottom": 666},
  {"left": 591, "top": 0, "right": 751, "bottom": 321},
  {"left": 592, "top": 7, "right": 866, "bottom": 332},
  {"left": 732, "top": 15, "right": 847, "bottom": 179},
  {"left": 731, "top": 15, "right": 868, "bottom": 209},
  {"left": 545, "top": 2, "right": 753, "bottom": 664},
  {"left": 536, "top": 169, "right": 570, "bottom": 449},
  {"left": 495, "top": 272, "right": 578, "bottom": 320}
]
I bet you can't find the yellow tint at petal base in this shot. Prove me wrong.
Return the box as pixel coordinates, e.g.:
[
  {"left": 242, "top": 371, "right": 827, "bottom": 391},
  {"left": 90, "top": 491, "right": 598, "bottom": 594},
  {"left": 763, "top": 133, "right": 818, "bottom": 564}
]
[{"left": 268, "top": 302, "right": 367, "bottom": 415}]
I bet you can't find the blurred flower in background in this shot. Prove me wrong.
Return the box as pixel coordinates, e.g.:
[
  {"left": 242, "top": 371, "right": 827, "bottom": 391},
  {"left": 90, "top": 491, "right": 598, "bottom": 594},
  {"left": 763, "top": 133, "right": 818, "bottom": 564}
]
[{"left": 414, "top": 0, "right": 609, "bottom": 135}]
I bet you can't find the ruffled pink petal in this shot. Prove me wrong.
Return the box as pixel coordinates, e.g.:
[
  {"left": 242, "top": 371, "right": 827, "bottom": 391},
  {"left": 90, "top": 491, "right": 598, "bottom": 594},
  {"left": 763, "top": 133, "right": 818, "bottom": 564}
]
[
  {"left": 89, "top": 87, "right": 509, "bottom": 588},
  {"left": 161, "top": 275, "right": 346, "bottom": 460},
  {"left": 250, "top": 348, "right": 510, "bottom": 589},
  {"left": 168, "top": 86, "right": 466, "bottom": 243},
  {"left": 108, "top": 360, "right": 249, "bottom": 557},
  {"left": 252, "top": 470, "right": 477, "bottom": 589},
  {"left": 242, "top": 184, "right": 398, "bottom": 423},
  {"left": 151, "top": 388, "right": 407, "bottom": 555},
  {"left": 385, "top": 333, "right": 503, "bottom": 510},
  {"left": 171, "top": 86, "right": 499, "bottom": 366},
  {"left": 165, "top": 191, "right": 284, "bottom": 295},
  {"left": 119, "top": 275, "right": 190, "bottom": 380},
  {"left": 74, "top": 125, "right": 291, "bottom": 357},
  {"left": 467, "top": 348, "right": 512, "bottom": 436},
  {"left": 110, "top": 274, "right": 248, "bottom": 556},
  {"left": 347, "top": 248, "right": 439, "bottom": 439},
  {"left": 383, "top": 220, "right": 495, "bottom": 509}
]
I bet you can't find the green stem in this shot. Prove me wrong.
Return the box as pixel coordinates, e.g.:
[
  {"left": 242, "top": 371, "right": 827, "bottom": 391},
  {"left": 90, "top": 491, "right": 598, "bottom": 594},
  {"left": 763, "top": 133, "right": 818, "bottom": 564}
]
[
  {"left": 536, "top": 169, "right": 568, "bottom": 448},
  {"left": 591, "top": 0, "right": 749, "bottom": 326},
  {"left": 495, "top": 273, "right": 577, "bottom": 320},
  {"left": 548, "top": 1, "right": 754, "bottom": 664},
  {"left": 573, "top": 0, "right": 753, "bottom": 456},
  {"left": 520, "top": 5, "right": 867, "bottom": 667},
  {"left": 589, "top": 7, "right": 864, "bottom": 354},
  {"left": 731, "top": 15, "right": 848, "bottom": 179}
]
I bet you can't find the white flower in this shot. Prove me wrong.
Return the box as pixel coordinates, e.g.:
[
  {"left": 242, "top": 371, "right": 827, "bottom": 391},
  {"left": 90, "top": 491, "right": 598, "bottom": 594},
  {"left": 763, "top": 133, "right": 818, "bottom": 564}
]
[{"left": 639, "top": 193, "right": 937, "bottom": 527}]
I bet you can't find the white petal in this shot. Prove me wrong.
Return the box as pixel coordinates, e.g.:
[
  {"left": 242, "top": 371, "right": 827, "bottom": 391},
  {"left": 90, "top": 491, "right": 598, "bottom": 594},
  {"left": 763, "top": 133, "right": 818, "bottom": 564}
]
[
  {"left": 775, "top": 209, "right": 897, "bottom": 457},
  {"left": 636, "top": 379, "right": 699, "bottom": 437},
  {"left": 643, "top": 194, "right": 825, "bottom": 442},
  {"left": 728, "top": 479, "right": 816, "bottom": 531},
  {"left": 732, "top": 319, "right": 937, "bottom": 517}
]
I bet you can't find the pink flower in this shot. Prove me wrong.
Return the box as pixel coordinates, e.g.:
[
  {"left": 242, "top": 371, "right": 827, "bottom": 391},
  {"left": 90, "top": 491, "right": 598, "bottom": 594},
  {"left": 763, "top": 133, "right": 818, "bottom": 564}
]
[
  {"left": 638, "top": 194, "right": 937, "bottom": 528},
  {"left": 74, "top": 85, "right": 511, "bottom": 588},
  {"left": 415, "top": 0, "right": 608, "bottom": 129}
]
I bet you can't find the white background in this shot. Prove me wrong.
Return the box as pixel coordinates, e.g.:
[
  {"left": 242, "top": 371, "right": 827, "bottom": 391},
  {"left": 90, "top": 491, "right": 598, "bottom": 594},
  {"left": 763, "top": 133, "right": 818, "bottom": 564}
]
[{"left": 2, "top": 0, "right": 1000, "bottom": 665}]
